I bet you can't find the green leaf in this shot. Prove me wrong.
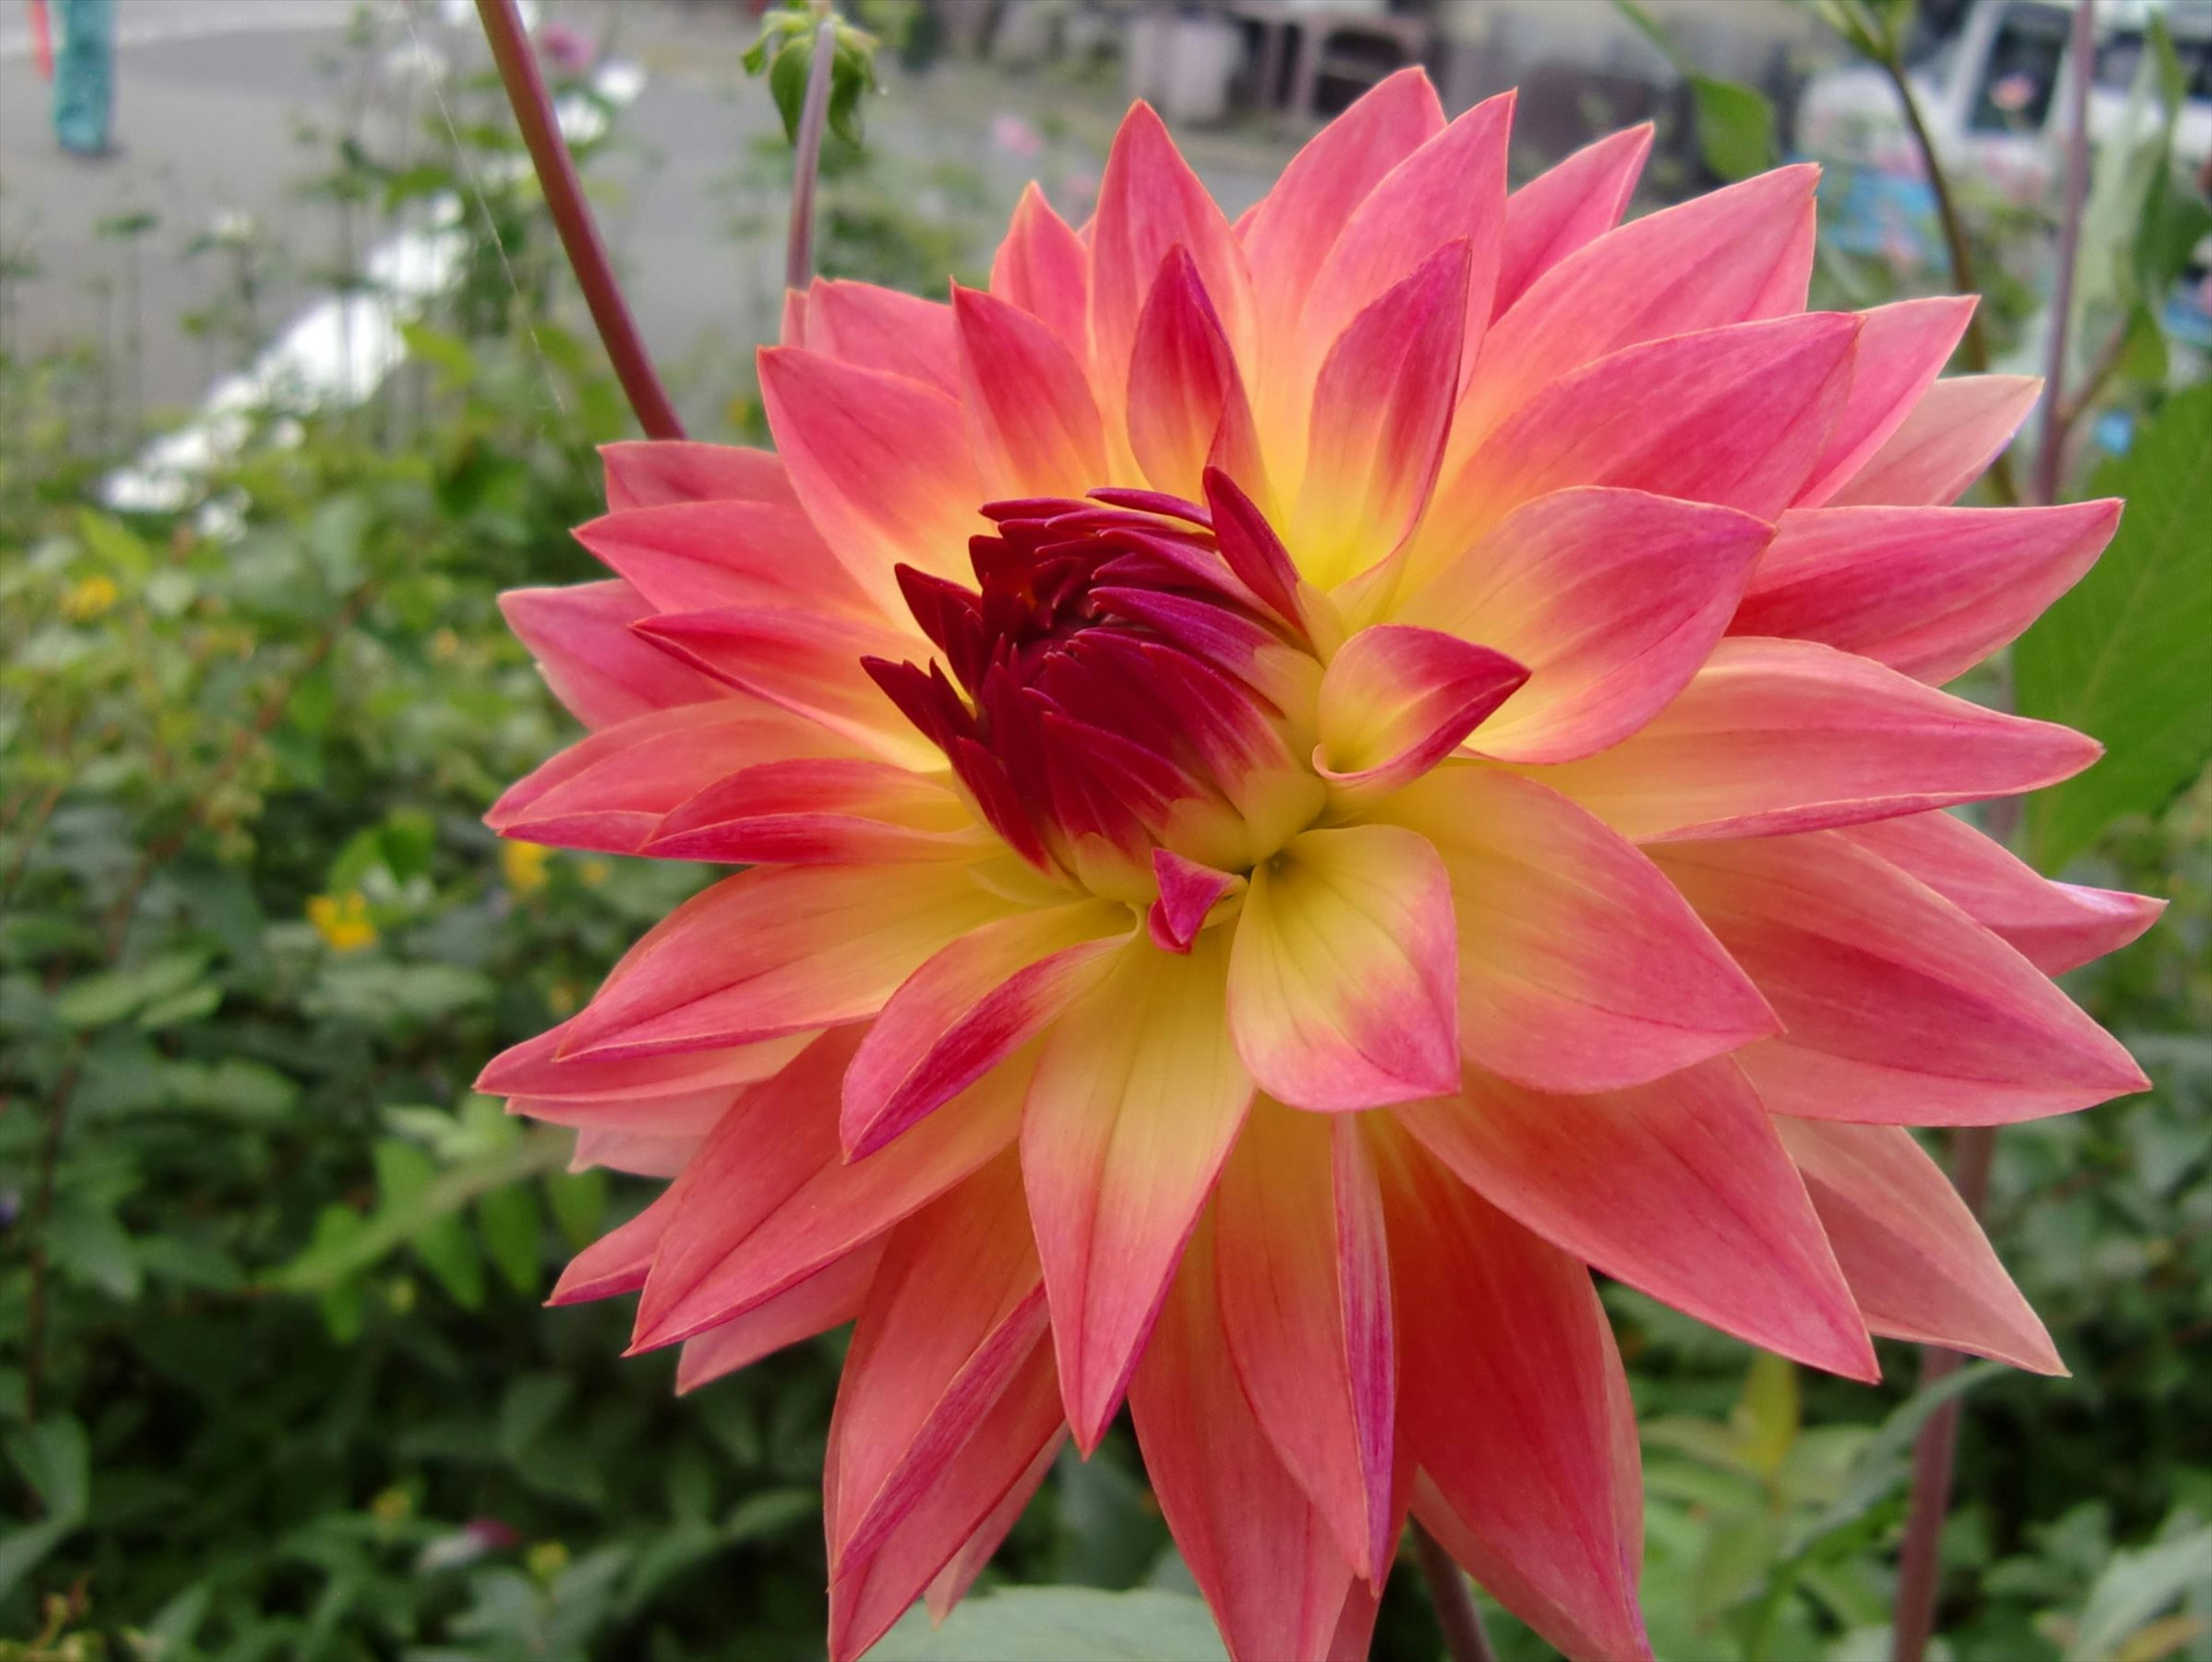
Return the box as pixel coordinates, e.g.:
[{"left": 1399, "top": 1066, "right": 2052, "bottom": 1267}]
[
  {"left": 2016, "top": 382, "right": 2212, "bottom": 870},
  {"left": 374, "top": 1139, "right": 484, "bottom": 1309},
  {"left": 478, "top": 1180, "right": 543, "bottom": 1296},
  {"left": 2065, "top": 1525, "right": 2212, "bottom": 1662},
  {"left": 7, "top": 1417, "right": 90, "bottom": 1521},
  {"left": 1737, "top": 1350, "right": 1801, "bottom": 1478},
  {"left": 1691, "top": 76, "right": 1778, "bottom": 181},
  {"left": 48, "top": 1195, "right": 142, "bottom": 1300},
  {"left": 54, "top": 948, "right": 214, "bottom": 1028},
  {"left": 767, "top": 33, "right": 813, "bottom": 145},
  {"left": 870, "top": 1588, "right": 1230, "bottom": 1661},
  {"left": 543, "top": 1165, "right": 607, "bottom": 1250}
]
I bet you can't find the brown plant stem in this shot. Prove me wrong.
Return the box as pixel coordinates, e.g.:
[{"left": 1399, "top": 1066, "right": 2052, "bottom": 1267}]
[
  {"left": 1891, "top": 1124, "right": 1998, "bottom": 1662},
  {"left": 785, "top": 18, "right": 839, "bottom": 292},
  {"left": 1412, "top": 1521, "right": 1498, "bottom": 1662},
  {"left": 475, "top": 0, "right": 684, "bottom": 440},
  {"left": 2035, "top": 0, "right": 2100, "bottom": 507}
]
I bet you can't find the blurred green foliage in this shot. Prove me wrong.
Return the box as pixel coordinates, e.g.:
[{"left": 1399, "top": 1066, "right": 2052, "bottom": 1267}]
[{"left": 3, "top": 6, "right": 2210, "bottom": 1661}]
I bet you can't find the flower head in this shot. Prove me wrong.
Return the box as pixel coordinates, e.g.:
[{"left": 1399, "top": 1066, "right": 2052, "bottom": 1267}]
[{"left": 481, "top": 74, "right": 2158, "bottom": 1662}]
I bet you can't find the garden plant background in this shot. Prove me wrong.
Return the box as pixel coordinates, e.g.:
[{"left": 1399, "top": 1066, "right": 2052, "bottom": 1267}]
[{"left": 2, "top": 1, "right": 2209, "bottom": 1659}]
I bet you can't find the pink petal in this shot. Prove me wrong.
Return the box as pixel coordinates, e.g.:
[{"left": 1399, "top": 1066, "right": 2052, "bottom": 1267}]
[
  {"left": 1402, "top": 487, "right": 1770, "bottom": 764},
  {"left": 1377, "top": 1122, "right": 1650, "bottom": 1662},
  {"left": 479, "top": 1018, "right": 809, "bottom": 1114},
  {"left": 675, "top": 1241, "right": 884, "bottom": 1392},
  {"left": 922, "top": 1430, "right": 1065, "bottom": 1623},
  {"left": 806, "top": 279, "right": 961, "bottom": 392},
  {"left": 631, "top": 1034, "right": 1029, "bottom": 1350},
  {"left": 572, "top": 498, "right": 873, "bottom": 618},
  {"left": 989, "top": 183, "right": 1089, "bottom": 362},
  {"left": 559, "top": 862, "right": 1017, "bottom": 1062},
  {"left": 842, "top": 900, "right": 1133, "bottom": 1157},
  {"left": 1535, "top": 637, "right": 2103, "bottom": 842},
  {"left": 757, "top": 346, "right": 986, "bottom": 616},
  {"left": 955, "top": 285, "right": 1109, "bottom": 498},
  {"left": 1493, "top": 124, "right": 1653, "bottom": 318},
  {"left": 1022, "top": 933, "right": 1252, "bottom": 1448},
  {"left": 1397, "top": 1060, "right": 1877, "bottom": 1379},
  {"left": 1226, "top": 824, "right": 1460, "bottom": 1111},
  {"left": 1774, "top": 1117, "right": 2063, "bottom": 1373},
  {"left": 499, "top": 581, "right": 730, "bottom": 728},
  {"left": 1315, "top": 624, "right": 1528, "bottom": 801},
  {"left": 1149, "top": 847, "right": 1242, "bottom": 954},
  {"left": 1730, "top": 500, "right": 2120, "bottom": 686},
  {"left": 1126, "top": 248, "right": 1267, "bottom": 504},
  {"left": 569, "top": 1124, "right": 697, "bottom": 1176},
  {"left": 1796, "top": 297, "right": 1977, "bottom": 507},
  {"left": 643, "top": 758, "right": 987, "bottom": 866},
  {"left": 1653, "top": 832, "right": 2150, "bottom": 1125},
  {"left": 601, "top": 440, "right": 797, "bottom": 510},
  {"left": 1842, "top": 811, "right": 2164, "bottom": 976},
  {"left": 1130, "top": 1210, "right": 1362, "bottom": 1662},
  {"left": 827, "top": 1153, "right": 1050, "bottom": 1568},
  {"left": 1089, "top": 103, "right": 1255, "bottom": 401},
  {"left": 1826, "top": 374, "right": 2041, "bottom": 506},
  {"left": 550, "top": 1186, "right": 675, "bottom": 1305},
  {"left": 1291, "top": 240, "right": 1471, "bottom": 586},
  {"left": 1214, "top": 1104, "right": 1396, "bottom": 1578},
  {"left": 1378, "top": 766, "right": 1777, "bottom": 1095}
]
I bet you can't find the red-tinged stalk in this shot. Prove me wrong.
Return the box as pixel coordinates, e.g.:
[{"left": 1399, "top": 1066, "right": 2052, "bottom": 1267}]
[
  {"left": 1412, "top": 1520, "right": 1499, "bottom": 1662},
  {"left": 787, "top": 18, "right": 839, "bottom": 291},
  {"left": 476, "top": 0, "right": 685, "bottom": 440}
]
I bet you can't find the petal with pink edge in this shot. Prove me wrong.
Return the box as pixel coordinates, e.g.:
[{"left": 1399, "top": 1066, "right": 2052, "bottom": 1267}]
[
  {"left": 1402, "top": 487, "right": 1770, "bottom": 764},
  {"left": 1826, "top": 374, "right": 2041, "bottom": 506},
  {"left": 1376, "top": 766, "right": 1777, "bottom": 1095},
  {"left": 1842, "top": 811, "right": 2163, "bottom": 975},
  {"left": 573, "top": 499, "right": 873, "bottom": 618},
  {"left": 1653, "top": 832, "right": 2149, "bottom": 1126},
  {"left": 1493, "top": 124, "right": 1652, "bottom": 318},
  {"left": 675, "top": 1241, "right": 884, "bottom": 1392},
  {"left": 478, "top": 1017, "right": 810, "bottom": 1112},
  {"left": 569, "top": 1125, "right": 698, "bottom": 1177},
  {"left": 1214, "top": 1103, "right": 1396, "bottom": 1578},
  {"left": 601, "top": 440, "right": 797, "bottom": 510},
  {"left": 550, "top": 1184, "right": 675, "bottom": 1305},
  {"left": 1131, "top": 1210, "right": 1363, "bottom": 1662},
  {"left": 923, "top": 1431, "right": 1065, "bottom": 1623},
  {"left": 804, "top": 278, "right": 961, "bottom": 392},
  {"left": 1397, "top": 1061, "right": 1876, "bottom": 1379},
  {"left": 499, "top": 581, "right": 729, "bottom": 728},
  {"left": 842, "top": 899, "right": 1134, "bottom": 1157},
  {"left": 1315, "top": 624, "right": 1528, "bottom": 800},
  {"left": 1729, "top": 501, "right": 2120, "bottom": 686},
  {"left": 1227, "top": 823, "right": 1460, "bottom": 1111},
  {"left": 989, "top": 183, "right": 1089, "bottom": 362},
  {"left": 1533, "top": 637, "right": 2103, "bottom": 843},
  {"left": 1127, "top": 248, "right": 1268, "bottom": 505},
  {"left": 1796, "top": 297, "right": 1977, "bottom": 507},
  {"left": 643, "top": 759, "right": 987, "bottom": 867},
  {"left": 1775, "top": 1118, "right": 2063, "bottom": 1372},
  {"left": 1023, "top": 932, "right": 1252, "bottom": 1449},
  {"left": 1376, "top": 1120, "right": 1650, "bottom": 1662},
  {"left": 955, "top": 285, "right": 1109, "bottom": 499}
]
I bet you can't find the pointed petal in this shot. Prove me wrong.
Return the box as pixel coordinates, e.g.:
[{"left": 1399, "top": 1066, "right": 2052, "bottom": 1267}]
[
  {"left": 1826, "top": 374, "right": 2041, "bottom": 506},
  {"left": 675, "top": 1241, "right": 884, "bottom": 1392},
  {"left": 1214, "top": 1104, "right": 1396, "bottom": 1578},
  {"left": 645, "top": 758, "right": 989, "bottom": 866},
  {"left": 1397, "top": 1061, "right": 1877, "bottom": 1379},
  {"left": 560, "top": 862, "right": 1014, "bottom": 1061},
  {"left": 1403, "top": 487, "right": 1770, "bottom": 764},
  {"left": 1291, "top": 240, "right": 1471, "bottom": 586},
  {"left": 478, "top": 1018, "right": 810, "bottom": 1113},
  {"left": 1774, "top": 1118, "right": 2063, "bottom": 1373},
  {"left": 632, "top": 1036, "right": 1029, "bottom": 1349},
  {"left": 955, "top": 285, "right": 1109, "bottom": 498},
  {"left": 1315, "top": 624, "right": 1528, "bottom": 799},
  {"left": 550, "top": 1186, "right": 675, "bottom": 1305},
  {"left": 570, "top": 1124, "right": 698, "bottom": 1176},
  {"left": 990, "top": 182, "right": 1090, "bottom": 361},
  {"left": 1126, "top": 247, "right": 1267, "bottom": 503},
  {"left": 1089, "top": 103, "right": 1255, "bottom": 399},
  {"left": 499, "top": 581, "right": 729, "bottom": 728},
  {"left": 1730, "top": 501, "right": 2120, "bottom": 686},
  {"left": 1842, "top": 811, "right": 2164, "bottom": 976},
  {"left": 601, "top": 440, "right": 798, "bottom": 510},
  {"left": 1378, "top": 767, "right": 1777, "bottom": 1094},
  {"left": 1148, "top": 847, "right": 1241, "bottom": 954},
  {"left": 1653, "top": 832, "right": 2150, "bottom": 1125},
  {"left": 1130, "top": 1210, "right": 1361, "bottom": 1662},
  {"left": 1023, "top": 933, "right": 1252, "bottom": 1448},
  {"left": 843, "top": 900, "right": 1133, "bottom": 1158},
  {"left": 1376, "top": 1122, "right": 1650, "bottom": 1662},
  {"left": 923, "top": 1430, "right": 1065, "bottom": 1623},
  {"left": 806, "top": 279, "right": 961, "bottom": 392},
  {"left": 1535, "top": 637, "right": 2103, "bottom": 842},
  {"left": 827, "top": 1153, "right": 1049, "bottom": 1567},
  {"left": 757, "top": 346, "right": 985, "bottom": 616},
  {"left": 1227, "top": 824, "right": 1459, "bottom": 1111},
  {"left": 1796, "top": 297, "right": 1977, "bottom": 507},
  {"left": 573, "top": 499, "right": 873, "bottom": 618},
  {"left": 1494, "top": 124, "right": 1652, "bottom": 318}
]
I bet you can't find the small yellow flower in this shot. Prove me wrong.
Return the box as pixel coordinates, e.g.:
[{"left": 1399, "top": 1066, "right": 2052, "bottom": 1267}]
[
  {"left": 61, "top": 575, "right": 119, "bottom": 621},
  {"left": 429, "top": 627, "right": 463, "bottom": 662},
  {"left": 547, "top": 979, "right": 582, "bottom": 1016},
  {"left": 307, "top": 891, "right": 378, "bottom": 952},
  {"left": 526, "top": 1540, "right": 570, "bottom": 1583},
  {"left": 501, "top": 840, "right": 551, "bottom": 896},
  {"left": 370, "top": 1486, "right": 412, "bottom": 1524},
  {"left": 578, "top": 859, "right": 611, "bottom": 887}
]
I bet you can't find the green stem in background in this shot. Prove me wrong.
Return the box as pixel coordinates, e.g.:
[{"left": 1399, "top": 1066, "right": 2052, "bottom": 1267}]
[
  {"left": 475, "top": 0, "right": 685, "bottom": 440},
  {"left": 785, "top": 18, "right": 839, "bottom": 292},
  {"left": 1412, "top": 1521, "right": 1498, "bottom": 1662},
  {"left": 2035, "top": 0, "right": 2101, "bottom": 506}
]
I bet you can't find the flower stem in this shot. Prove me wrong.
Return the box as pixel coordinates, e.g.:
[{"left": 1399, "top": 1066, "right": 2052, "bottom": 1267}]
[
  {"left": 2035, "top": 0, "right": 2099, "bottom": 507},
  {"left": 1890, "top": 1123, "right": 1997, "bottom": 1662},
  {"left": 1412, "top": 1521, "right": 1498, "bottom": 1662},
  {"left": 785, "top": 18, "right": 839, "bottom": 292},
  {"left": 475, "top": 0, "right": 684, "bottom": 440}
]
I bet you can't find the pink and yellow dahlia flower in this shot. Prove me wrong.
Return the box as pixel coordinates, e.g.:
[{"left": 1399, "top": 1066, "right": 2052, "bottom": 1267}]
[{"left": 480, "top": 73, "right": 2161, "bottom": 1662}]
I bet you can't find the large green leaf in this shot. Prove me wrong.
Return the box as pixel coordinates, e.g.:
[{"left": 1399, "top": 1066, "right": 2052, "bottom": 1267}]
[
  {"left": 870, "top": 1588, "right": 1230, "bottom": 1661},
  {"left": 2015, "top": 383, "right": 2212, "bottom": 871}
]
